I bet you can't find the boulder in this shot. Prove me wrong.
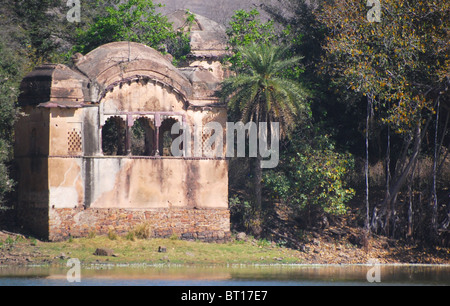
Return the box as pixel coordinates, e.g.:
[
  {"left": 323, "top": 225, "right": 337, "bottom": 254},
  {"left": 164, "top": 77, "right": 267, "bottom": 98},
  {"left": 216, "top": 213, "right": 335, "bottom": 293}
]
[
  {"left": 236, "top": 232, "right": 247, "bottom": 241},
  {"left": 93, "top": 248, "right": 115, "bottom": 257}
]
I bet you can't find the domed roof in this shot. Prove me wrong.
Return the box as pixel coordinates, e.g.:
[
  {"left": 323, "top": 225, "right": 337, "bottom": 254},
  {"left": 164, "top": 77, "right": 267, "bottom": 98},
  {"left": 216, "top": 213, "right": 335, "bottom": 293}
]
[
  {"left": 74, "top": 41, "right": 193, "bottom": 101},
  {"left": 19, "top": 42, "right": 198, "bottom": 107},
  {"left": 167, "top": 10, "right": 229, "bottom": 59},
  {"left": 18, "top": 40, "right": 229, "bottom": 109}
]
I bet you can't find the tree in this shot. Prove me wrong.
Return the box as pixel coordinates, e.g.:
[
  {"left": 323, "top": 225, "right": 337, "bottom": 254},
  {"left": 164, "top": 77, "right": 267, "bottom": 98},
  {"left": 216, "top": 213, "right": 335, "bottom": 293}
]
[
  {"left": 226, "top": 9, "right": 278, "bottom": 70},
  {"left": 73, "top": 0, "right": 191, "bottom": 63},
  {"left": 316, "top": 0, "right": 449, "bottom": 241},
  {"left": 220, "top": 43, "right": 309, "bottom": 226},
  {"left": 0, "top": 41, "right": 27, "bottom": 206},
  {"left": 8, "top": 0, "right": 63, "bottom": 64}
]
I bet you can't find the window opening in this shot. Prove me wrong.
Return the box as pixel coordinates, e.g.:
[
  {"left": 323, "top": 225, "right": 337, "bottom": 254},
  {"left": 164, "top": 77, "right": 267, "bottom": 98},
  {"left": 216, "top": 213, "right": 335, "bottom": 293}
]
[
  {"left": 131, "top": 117, "right": 156, "bottom": 156},
  {"left": 102, "top": 116, "right": 127, "bottom": 156},
  {"left": 159, "top": 118, "right": 180, "bottom": 157}
]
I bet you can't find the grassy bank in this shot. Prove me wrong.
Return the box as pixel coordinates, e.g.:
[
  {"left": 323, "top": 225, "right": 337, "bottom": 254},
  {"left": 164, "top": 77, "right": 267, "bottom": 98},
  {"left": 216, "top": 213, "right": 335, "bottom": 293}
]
[
  {"left": 1, "top": 231, "right": 449, "bottom": 266},
  {"left": 1, "top": 234, "right": 305, "bottom": 266}
]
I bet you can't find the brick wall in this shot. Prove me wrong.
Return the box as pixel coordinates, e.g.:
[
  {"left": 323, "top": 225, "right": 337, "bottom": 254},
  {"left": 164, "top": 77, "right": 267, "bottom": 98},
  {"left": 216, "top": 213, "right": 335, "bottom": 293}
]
[{"left": 49, "top": 207, "right": 230, "bottom": 242}]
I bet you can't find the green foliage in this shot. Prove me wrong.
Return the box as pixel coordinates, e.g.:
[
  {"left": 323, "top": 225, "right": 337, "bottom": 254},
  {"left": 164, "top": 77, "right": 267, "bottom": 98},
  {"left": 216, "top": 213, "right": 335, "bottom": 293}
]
[
  {"left": 316, "top": 0, "right": 449, "bottom": 134},
  {"left": 223, "top": 14, "right": 310, "bottom": 221},
  {"left": 73, "top": 0, "right": 191, "bottom": 63},
  {"left": 0, "top": 41, "right": 26, "bottom": 205},
  {"left": 102, "top": 117, "right": 127, "bottom": 156},
  {"left": 0, "top": 53, "right": 20, "bottom": 141},
  {"left": 263, "top": 0, "right": 329, "bottom": 90},
  {"left": 6, "top": 0, "right": 70, "bottom": 65},
  {"left": 108, "top": 230, "right": 119, "bottom": 241},
  {"left": 264, "top": 129, "right": 355, "bottom": 217},
  {"left": 29, "top": 237, "right": 38, "bottom": 246},
  {"left": 125, "top": 231, "right": 136, "bottom": 241},
  {"left": 226, "top": 9, "right": 278, "bottom": 69},
  {"left": 229, "top": 195, "right": 253, "bottom": 231},
  {"left": 0, "top": 143, "right": 14, "bottom": 205},
  {"left": 220, "top": 43, "right": 309, "bottom": 138}
]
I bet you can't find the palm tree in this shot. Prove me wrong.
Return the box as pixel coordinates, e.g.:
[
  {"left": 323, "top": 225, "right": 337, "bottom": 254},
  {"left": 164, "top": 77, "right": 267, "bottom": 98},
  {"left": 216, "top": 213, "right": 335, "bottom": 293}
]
[{"left": 220, "top": 43, "right": 309, "bottom": 223}]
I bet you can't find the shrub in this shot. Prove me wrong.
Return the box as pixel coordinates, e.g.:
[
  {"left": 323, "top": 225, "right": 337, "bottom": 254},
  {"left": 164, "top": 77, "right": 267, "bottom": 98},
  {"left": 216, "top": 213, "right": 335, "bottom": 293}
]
[
  {"left": 107, "top": 230, "right": 118, "bottom": 241},
  {"left": 130, "top": 223, "right": 153, "bottom": 240},
  {"left": 264, "top": 132, "right": 355, "bottom": 221}
]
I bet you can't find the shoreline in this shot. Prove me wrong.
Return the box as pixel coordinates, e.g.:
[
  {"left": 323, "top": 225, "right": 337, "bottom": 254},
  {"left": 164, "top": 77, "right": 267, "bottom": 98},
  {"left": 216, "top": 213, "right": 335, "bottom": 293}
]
[
  {"left": 2, "top": 262, "right": 450, "bottom": 269},
  {"left": 1, "top": 231, "right": 449, "bottom": 267}
]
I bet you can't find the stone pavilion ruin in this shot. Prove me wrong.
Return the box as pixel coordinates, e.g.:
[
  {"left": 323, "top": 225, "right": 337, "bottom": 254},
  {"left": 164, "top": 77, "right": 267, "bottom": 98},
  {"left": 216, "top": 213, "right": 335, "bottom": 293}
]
[{"left": 13, "top": 12, "right": 231, "bottom": 241}]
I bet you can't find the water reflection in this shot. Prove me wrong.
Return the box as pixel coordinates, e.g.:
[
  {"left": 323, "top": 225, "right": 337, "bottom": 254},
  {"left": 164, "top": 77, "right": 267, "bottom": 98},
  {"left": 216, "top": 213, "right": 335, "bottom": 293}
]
[{"left": 0, "top": 264, "right": 449, "bottom": 286}]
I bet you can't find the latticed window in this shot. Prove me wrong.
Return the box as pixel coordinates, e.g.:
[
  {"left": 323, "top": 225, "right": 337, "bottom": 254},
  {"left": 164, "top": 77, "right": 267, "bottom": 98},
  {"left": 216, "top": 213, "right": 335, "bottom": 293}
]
[{"left": 68, "top": 128, "right": 82, "bottom": 155}]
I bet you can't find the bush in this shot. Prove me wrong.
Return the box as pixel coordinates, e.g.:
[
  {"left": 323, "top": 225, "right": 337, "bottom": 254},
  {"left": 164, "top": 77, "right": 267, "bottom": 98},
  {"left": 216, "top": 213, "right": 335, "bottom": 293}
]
[
  {"left": 229, "top": 195, "right": 253, "bottom": 232},
  {"left": 264, "top": 130, "right": 355, "bottom": 222},
  {"left": 72, "top": 0, "right": 191, "bottom": 64},
  {"left": 107, "top": 230, "right": 119, "bottom": 240}
]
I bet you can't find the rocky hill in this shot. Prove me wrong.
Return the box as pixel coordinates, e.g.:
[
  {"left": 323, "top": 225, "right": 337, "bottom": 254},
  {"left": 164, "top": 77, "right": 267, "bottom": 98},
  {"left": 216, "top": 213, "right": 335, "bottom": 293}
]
[{"left": 155, "top": 0, "right": 268, "bottom": 24}]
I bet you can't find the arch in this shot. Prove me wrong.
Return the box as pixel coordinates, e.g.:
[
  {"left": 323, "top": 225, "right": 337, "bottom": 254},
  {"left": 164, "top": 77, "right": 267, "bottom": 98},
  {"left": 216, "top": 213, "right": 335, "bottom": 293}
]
[
  {"left": 131, "top": 117, "right": 156, "bottom": 156},
  {"left": 74, "top": 42, "right": 193, "bottom": 104},
  {"left": 99, "top": 75, "right": 190, "bottom": 110},
  {"left": 159, "top": 117, "right": 181, "bottom": 157},
  {"left": 102, "top": 116, "right": 127, "bottom": 156}
]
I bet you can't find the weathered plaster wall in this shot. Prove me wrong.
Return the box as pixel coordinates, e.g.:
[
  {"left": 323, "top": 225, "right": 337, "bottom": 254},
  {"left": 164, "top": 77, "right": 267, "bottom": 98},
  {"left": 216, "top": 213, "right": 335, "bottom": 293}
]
[
  {"left": 15, "top": 156, "right": 49, "bottom": 238},
  {"left": 102, "top": 81, "right": 186, "bottom": 114},
  {"left": 83, "top": 158, "right": 228, "bottom": 210},
  {"left": 49, "top": 108, "right": 84, "bottom": 156},
  {"left": 49, "top": 158, "right": 84, "bottom": 209}
]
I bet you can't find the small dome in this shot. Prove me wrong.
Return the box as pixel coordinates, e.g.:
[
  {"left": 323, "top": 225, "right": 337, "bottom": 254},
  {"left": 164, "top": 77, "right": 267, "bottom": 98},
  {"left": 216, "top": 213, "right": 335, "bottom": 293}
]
[
  {"left": 167, "top": 10, "right": 229, "bottom": 59},
  {"left": 18, "top": 64, "right": 89, "bottom": 107},
  {"left": 180, "top": 66, "right": 221, "bottom": 100}
]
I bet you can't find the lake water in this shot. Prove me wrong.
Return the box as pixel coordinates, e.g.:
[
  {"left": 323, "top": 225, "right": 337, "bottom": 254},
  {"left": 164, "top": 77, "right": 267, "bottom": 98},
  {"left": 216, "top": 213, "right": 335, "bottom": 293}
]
[{"left": 0, "top": 264, "right": 449, "bottom": 286}]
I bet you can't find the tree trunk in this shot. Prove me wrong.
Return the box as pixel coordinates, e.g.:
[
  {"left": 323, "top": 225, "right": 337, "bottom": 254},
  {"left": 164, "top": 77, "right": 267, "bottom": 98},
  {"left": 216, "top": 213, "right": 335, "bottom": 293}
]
[
  {"left": 255, "top": 153, "right": 263, "bottom": 213},
  {"left": 407, "top": 157, "right": 418, "bottom": 240},
  {"left": 251, "top": 153, "right": 263, "bottom": 237},
  {"left": 431, "top": 98, "right": 440, "bottom": 240},
  {"left": 407, "top": 171, "right": 413, "bottom": 239},
  {"left": 371, "top": 117, "right": 424, "bottom": 234},
  {"left": 364, "top": 97, "right": 371, "bottom": 233},
  {"left": 386, "top": 122, "right": 422, "bottom": 212},
  {"left": 385, "top": 123, "right": 391, "bottom": 236}
]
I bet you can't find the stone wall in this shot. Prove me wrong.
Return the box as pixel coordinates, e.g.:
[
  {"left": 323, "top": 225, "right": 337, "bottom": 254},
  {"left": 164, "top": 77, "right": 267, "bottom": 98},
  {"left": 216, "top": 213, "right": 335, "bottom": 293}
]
[{"left": 49, "top": 207, "right": 230, "bottom": 242}]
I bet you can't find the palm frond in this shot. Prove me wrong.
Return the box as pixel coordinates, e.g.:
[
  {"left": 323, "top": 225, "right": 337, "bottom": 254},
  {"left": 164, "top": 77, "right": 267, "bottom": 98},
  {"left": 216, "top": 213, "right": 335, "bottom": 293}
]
[{"left": 219, "top": 42, "right": 310, "bottom": 139}]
